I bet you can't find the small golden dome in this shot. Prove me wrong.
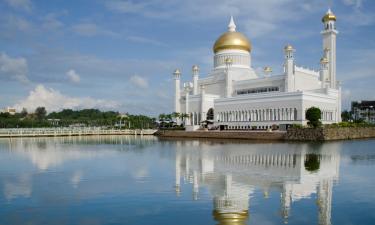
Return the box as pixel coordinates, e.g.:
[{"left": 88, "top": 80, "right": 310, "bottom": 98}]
[
  {"left": 320, "top": 57, "right": 329, "bottom": 64},
  {"left": 284, "top": 44, "right": 294, "bottom": 51},
  {"left": 322, "top": 8, "right": 336, "bottom": 22},
  {"left": 264, "top": 66, "right": 272, "bottom": 73},
  {"left": 213, "top": 32, "right": 251, "bottom": 53}
]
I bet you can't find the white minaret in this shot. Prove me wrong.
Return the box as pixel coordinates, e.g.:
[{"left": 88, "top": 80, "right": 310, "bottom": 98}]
[
  {"left": 321, "top": 8, "right": 338, "bottom": 89},
  {"left": 192, "top": 65, "right": 199, "bottom": 95},
  {"left": 284, "top": 44, "right": 295, "bottom": 92},
  {"left": 173, "top": 69, "right": 181, "bottom": 113}
]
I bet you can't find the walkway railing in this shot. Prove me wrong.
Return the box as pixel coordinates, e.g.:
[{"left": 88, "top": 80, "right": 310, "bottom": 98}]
[{"left": 0, "top": 128, "right": 157, "bottom": 138}]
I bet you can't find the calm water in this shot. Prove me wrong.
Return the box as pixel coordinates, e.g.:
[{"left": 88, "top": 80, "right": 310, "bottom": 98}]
[{"left": 0, "top": 136, "right": 374, "bottom": 225}]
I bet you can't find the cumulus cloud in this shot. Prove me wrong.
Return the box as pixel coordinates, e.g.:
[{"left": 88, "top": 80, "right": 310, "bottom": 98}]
[
  {"left": 66, "top": 69, "right": 80, "bottom": 83},
  {"left": 13, "top": 84, "right": 119, "bottom": 112},
  {"left": 4, "top": 0, "right": 32, "bottom": 12},
  {"left": 0, "top": 52, "right": 29, "bottom": 83},
  {"left": 129, "top": 75, "right": 148, "bottom": 88}
]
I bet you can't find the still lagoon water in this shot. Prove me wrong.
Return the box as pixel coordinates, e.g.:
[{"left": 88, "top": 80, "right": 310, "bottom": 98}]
[{"left": 0, "top": 136, "right": 374, "bottom": 225}]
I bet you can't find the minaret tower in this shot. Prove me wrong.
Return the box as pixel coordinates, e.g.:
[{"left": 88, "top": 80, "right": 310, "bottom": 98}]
[
  {"left": 173, "top": 69, "right": 181, "bottom": 113},
  {"left": 321, "top": 8, "right": 338, "bottom": 89},
  {"left": 192, "top": 65, "right": 199, "bottom": 95},
  {"left": 284, "top": 44, "right": 295, "bottom": 92}
]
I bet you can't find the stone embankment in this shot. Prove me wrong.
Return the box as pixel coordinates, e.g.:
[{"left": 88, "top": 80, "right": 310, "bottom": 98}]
[
  {"left": 285, "top": 127, "right": 375, "bottom": 141},
  {"left": 155, "top": 130, "right": 286, "bottom": 141},
  {"left": 157, "top": 127, "right": 375, "bottom": 141}
]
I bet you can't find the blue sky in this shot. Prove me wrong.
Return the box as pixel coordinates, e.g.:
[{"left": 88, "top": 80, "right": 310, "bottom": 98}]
[{"left": 0, "top": 0, "right": 374, "bottom": 116}]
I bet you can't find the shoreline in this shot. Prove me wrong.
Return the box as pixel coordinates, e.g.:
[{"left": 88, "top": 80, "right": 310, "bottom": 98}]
[{"left": 156, "top": 127, "right": 375, "bottom": 141}]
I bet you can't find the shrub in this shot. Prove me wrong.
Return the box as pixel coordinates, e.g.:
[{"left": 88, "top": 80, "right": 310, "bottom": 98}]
[
  {"left": 306, "top": 107, "right": 322, "bottom": 128},
  {"left": 292, "top": 124, "right": 303, "bottom": 129}
]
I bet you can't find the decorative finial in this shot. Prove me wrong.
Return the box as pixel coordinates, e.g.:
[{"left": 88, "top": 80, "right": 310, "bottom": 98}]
[{"left": 228, "top": 16, "right": 236, "bottom": 32}]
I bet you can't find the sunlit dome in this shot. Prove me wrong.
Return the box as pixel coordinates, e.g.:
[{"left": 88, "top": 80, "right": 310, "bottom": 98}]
[
  {"left": 322, "top": 8, "right": 336, "bottom": 23},
  {"left": 213, "top": 16, "right": 251, "bottom": 53}
]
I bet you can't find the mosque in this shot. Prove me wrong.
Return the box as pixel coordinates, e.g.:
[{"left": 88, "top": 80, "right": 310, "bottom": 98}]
[
  {"left": 174, "top": 140, "right": 341, "bottom": 225},
  {"left": 173, "top": 9, "right": 341, "bottom": 131}
]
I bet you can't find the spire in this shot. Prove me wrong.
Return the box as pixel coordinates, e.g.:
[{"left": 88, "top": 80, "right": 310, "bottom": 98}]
[{"left": 228, "top": 16, "right": 236, "bottom": 32}]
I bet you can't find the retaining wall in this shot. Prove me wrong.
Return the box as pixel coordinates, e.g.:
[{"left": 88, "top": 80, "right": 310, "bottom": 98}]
[
  {"left": 155, "top": 130, "right": 286, "bottom": 140},
  {"left": 285, "top": 127, "right": 375, "bottom": 141}
]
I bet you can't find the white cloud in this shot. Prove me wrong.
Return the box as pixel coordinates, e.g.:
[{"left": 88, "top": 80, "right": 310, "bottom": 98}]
[
  {"left": 72, "top": 22, "right": 118, "bottom": 37},
  {"left": 66, "top": 69, "right": 81, "bottom": 83},
  {"left": 13, "top": 84, "right": 119, "bottom": 112},
  {"left": 129, "top": 75, "right": 148, "bottom": 88},
  {"left": 104, "top": 0, "right": 327, "bottom": 37},
  {"left": 42, "top": 13, "right": 64, "bottom": 30},
  {"left": 342, "top": 0, "right": 363, "bottom": 9},
  {"left": 4, "top": 0, "right": 32, "bottom": 12},
  {"left": 0, "top": 52, "right": 29, "bottom": 83},
  {"left": 126, "top": 35, "right": 166, "bottom": 46},
  {"left": 105, "top": 0, "right": 149, "bottom": 14}
]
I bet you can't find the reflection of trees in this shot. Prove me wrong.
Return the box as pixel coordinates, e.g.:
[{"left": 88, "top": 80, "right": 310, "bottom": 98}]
[{"left": 305, "top": 154, "right": 320, "bottom": 172}]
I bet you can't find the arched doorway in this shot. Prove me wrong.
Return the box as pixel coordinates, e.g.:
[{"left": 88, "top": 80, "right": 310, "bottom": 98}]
[{"left": 207, "top": 108, "right": 214, "bottom": 121}]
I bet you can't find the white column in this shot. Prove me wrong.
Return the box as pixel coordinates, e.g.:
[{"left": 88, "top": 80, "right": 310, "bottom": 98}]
[
  {"left": 185, "top": 90, "right": 190, "bottom": 125},
  {"left": 200, "top": 85, "right": 205, "bottom": 123}
]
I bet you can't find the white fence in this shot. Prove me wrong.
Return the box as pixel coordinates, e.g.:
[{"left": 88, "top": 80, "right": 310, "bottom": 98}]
[{"left": 0, "top": 128, "right": 157, "bottom": 137}]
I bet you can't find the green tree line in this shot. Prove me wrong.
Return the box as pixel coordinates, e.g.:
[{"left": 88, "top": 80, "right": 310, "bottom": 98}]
[{"left": 0, "top": 107, "right": 156, "bottom": 129}]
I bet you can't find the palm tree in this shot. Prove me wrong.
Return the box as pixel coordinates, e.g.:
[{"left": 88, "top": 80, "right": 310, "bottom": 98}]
[{"left": 180, "top": 113, "right": 190, "bottom": 126}]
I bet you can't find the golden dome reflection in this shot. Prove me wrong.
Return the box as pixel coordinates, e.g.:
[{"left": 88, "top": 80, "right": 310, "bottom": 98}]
[{"left": 213, "top": 210, "right": 249, "bottom": 225}]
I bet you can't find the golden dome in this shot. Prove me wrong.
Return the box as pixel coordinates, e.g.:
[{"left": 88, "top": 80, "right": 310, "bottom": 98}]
[
  {"left": 320, "top": 57, "right": 329, "bottom": 64},
  {"left": 322, "top": 8, "right": 336, "bottom": 22},
  {"left": 213, "top": 16, "right": 251, "bottom": 53},
  {"left": 284, "top": 44, "right": 294, "bottom": 51},
  {"left": 213, "top": 32, "right": 251, "bottom": 53},
  {"left": 264, "top": 66, "right": 272, "bottom": 73}
]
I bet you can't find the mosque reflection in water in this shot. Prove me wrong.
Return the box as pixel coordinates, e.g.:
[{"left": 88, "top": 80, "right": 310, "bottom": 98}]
[{"left": 173, "top": 140, "right": 340, "bottom": 225}]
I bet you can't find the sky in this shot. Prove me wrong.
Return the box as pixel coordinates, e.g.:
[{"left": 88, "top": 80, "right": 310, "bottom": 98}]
[{"left": 0, "top": 0, "right": 374, "bottom": 116}]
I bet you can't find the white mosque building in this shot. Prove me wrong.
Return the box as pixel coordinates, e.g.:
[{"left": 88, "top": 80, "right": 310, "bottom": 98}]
[{"left": 173, "top": 9, "right": 341, "bottom": 131}]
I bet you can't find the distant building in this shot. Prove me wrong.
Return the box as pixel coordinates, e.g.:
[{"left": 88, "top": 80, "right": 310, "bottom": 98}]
[
  {"left": 351, "top": 101, "right": 375, "bottom": 123},
  {"left": 3, "top": 107, "right": 16, "bottom": 115}
]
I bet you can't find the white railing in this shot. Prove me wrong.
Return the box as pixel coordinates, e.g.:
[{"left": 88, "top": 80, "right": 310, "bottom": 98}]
[{"left": 0, "top": 128, "right": 157, "bottom": 137}]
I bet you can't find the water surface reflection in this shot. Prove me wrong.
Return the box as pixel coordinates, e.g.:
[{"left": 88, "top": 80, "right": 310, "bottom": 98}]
[{"left": 0, "top": 136, "right": 374, "bottom": 225}]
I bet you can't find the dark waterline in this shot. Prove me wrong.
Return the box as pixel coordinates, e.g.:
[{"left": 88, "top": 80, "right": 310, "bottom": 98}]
[{"left": 0, "top": 136, "right": 374, "bottom": 225}]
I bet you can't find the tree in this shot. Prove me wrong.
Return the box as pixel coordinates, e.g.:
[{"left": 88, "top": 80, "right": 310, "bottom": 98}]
[
  {"left": 306, "top": 107, "right": 321, "bottom": 128},
  {"left": 35, "top": 107, "right": 47, "bottom": 120},
  {"left": 20, "top": 108, "right": 28, "bottom": 117},
  {"left": 341, "top": 110, "right": 352, "bottom": 122},
  {"left": 171, "top": 112, "right": 180, "bottom": 121}
]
